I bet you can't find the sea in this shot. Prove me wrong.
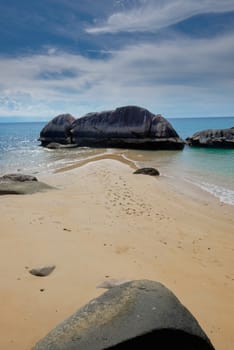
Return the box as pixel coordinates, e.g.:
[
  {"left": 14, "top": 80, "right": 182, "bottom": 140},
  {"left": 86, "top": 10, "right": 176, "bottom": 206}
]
[{"left": 0, "top": 117, "right": 233, "bottom": 205}]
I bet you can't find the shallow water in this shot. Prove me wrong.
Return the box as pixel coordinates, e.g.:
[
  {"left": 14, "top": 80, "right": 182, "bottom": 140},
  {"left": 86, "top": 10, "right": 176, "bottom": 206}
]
[
  {"left": 0, "top": 117, "right": 233, "bottom": 205},
  {"left": 124, "top": 146, "right": 234, "bottom": 205}
]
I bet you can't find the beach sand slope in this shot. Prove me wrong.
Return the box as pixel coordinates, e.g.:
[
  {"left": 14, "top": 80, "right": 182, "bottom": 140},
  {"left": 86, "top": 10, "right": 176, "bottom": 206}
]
[{"left": 0, "top": 156, "right": 233, "bottom": 350}]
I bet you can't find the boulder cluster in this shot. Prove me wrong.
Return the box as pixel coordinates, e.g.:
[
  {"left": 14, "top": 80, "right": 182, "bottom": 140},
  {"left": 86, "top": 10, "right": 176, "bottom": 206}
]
[
  {"left": 39, "top": 106, "right": 185, "bottom": 150},
  {"left": 39, "top": 106, "right": 234, "bottom": 149},
  {"left": 186, "top": 127, "right": 234, "bottom": 148}
]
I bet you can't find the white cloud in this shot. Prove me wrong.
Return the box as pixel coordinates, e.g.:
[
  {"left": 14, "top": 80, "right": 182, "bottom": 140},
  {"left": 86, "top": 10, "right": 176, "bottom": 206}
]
[
  {"left": 0, "top": 33, "right": 233, "bottom": 118},
  {"left": 86, "top": 0, "right": 234, "bottom": 34}
]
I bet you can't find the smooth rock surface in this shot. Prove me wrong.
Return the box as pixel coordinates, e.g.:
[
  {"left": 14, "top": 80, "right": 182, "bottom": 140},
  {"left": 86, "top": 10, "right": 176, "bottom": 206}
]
[
  {"left": 70, "top": 106, "right": 184, "bottom": 150},
  {"left": 186, "top": 127, "right": 234, "bottom": 148},
  {"left": 0, "top": 174, "right": 54, "bottom": 195},
  {"left": 29, "top": 266, "right": 56, "bottom": 277},
  {"left": 32, "top": 279, "right": 215, "bottom": 350},
  {"left": 39, "top": 114, "right": 76, "bottom": 146},
  {"left": 0, "top": 182, "right": 53, "bottom": 195}
]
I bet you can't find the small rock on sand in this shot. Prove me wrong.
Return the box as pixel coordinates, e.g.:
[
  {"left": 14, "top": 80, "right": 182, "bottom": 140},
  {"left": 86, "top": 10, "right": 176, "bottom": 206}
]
[
  {"left": 133, "top": 168, "right": 160, "bottom": 176},
  {"left": 97, "top": 278, "right": 132, "bottom": 289},
  {"left": 29, "top": 265, "right": 56, "bottom": 277}
]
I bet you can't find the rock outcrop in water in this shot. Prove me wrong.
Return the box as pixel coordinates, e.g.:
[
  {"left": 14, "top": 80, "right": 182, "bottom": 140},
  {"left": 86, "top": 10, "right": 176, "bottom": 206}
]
[
  {"left": 32, "top": 279, "right": 215, "bottom": 350},
  {"left": 39, "top": 113, "right": 76, "bottom": 146},
  {"left": 186, "top": 127, "right": 234, "bottom": 148},
  {"left": 39, "top": 106, "right": 185, "bottom": 150}
]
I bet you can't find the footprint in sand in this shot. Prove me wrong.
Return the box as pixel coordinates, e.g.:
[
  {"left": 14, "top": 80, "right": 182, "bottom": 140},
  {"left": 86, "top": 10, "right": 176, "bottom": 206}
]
[{"left": 115, "top": 245, "right": 130, "bottom": 254}]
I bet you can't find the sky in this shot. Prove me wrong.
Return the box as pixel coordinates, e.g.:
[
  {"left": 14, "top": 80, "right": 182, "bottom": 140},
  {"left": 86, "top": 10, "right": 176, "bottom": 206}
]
[{"left": 0, "top": 0, "right": 234, "bottom": 120}]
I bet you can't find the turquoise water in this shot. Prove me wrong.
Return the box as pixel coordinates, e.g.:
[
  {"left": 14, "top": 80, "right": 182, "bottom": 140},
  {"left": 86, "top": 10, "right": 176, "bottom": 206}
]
[
  {"left": 0, "top": 117, "right": 233, "bottom": 205},
  {"left": 125, "top": 117, "right": 234, "bottom": 205}
]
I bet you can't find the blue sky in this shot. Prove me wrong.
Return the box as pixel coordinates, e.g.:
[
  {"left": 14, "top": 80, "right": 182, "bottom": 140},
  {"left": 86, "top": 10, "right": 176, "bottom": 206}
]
[{"left": 0, "top": 0, "right": 234, "bottom": 120}]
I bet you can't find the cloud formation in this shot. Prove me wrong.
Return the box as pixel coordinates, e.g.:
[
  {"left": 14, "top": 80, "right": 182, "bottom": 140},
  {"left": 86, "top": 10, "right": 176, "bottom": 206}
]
[
  {"left": 0, "top": 0, "right": 233, "bottom": 118},
  {"left": 0, "top": 32, "right": 233, "bottom": 118},
  {"left": 86, "top": 0, "right": 234, "bottom": 34}
]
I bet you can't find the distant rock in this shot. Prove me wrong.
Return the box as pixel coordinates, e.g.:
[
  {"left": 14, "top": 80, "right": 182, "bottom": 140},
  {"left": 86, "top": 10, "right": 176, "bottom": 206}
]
[
  {"left": 29, "top": 265, "right": 56, "bottom": 277},
  {"left": 39, "top": 113, "right": 76, "bottom": 146},
  {"left": 133, "top": 167, "right": 160, "bottom": 176},
  {"left": 0, "top": 174, "right": 54, "bottom": 195},
  {"left": 186, "top": 127, "right": 234, "bottom": 148},
  {"left": 39, "top": 106, "right": 185, "bottom": 150},
  {"left": 32, "top": 279, "right": 214, "bottom": 350}
]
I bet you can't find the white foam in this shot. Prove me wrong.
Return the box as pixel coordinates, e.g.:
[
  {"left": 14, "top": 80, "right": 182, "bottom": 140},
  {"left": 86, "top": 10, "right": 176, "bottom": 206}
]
[{"left": 185, "top": 178, "right": 234, "bottom": 206}]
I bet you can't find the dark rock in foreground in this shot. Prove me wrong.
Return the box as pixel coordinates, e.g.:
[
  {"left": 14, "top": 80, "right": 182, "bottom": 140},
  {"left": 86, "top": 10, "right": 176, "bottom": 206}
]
[
  {"left": 29, "top": 265, "right": 56, "bottom": 277},
  {"left": 39, "top": 113, "right": 76, "bottom": 146},
  {"left": 133, "top": 167, "right": 160, "bottom": 176},
  {"left": 0, "top": 174, "right": 54, "bottom": 195},
  {"left": 186, "top": 127, "right": 234, "bottom": 148},
  {"left": 39, "top": 106, "right": 185, "bottom": 150},
  {"left": 32, "top": 279, "right": 215, "bottom": 350}
]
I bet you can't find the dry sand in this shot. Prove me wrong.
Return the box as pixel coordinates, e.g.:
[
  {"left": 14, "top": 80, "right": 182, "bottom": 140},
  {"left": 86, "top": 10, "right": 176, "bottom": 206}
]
[{"left": 0, "top": 154, "right": 233, "bottom": 350}]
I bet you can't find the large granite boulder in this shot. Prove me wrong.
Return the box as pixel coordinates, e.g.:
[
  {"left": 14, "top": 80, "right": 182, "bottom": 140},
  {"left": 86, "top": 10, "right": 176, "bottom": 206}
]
[
  {"left": 32, "top": 280, "right": 215, "bottom": 350},
  {"left": 39, "top": 106, "right": 185, "bottom": 150},
  {"left": 0, "top": 173, "right": 54, "bottom": 195},
  {"left": 39, "top": 114, "right": 76, "bottom": 146},
  {"left": 186, "top": 127, "right": 234, "bottom": 148},
  {"left": 70, "top": 106, "right": 184, "bottom": 150}
]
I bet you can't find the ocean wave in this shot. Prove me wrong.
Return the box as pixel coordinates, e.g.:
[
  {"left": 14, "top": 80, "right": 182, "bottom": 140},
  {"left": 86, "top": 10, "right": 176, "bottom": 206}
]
[{"left": 186, "top": 178, "right": 234, "bottom": 206}]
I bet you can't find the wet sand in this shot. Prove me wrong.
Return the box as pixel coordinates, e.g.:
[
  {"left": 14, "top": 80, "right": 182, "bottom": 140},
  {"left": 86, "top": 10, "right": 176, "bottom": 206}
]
[{"left": 0, "top": 155, "right": 233, "bottom": 349}]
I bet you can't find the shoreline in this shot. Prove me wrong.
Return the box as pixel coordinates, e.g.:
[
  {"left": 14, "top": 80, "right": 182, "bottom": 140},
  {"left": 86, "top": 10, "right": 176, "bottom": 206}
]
[
  {"left": 54, "top": 150, "right": 233, "bottom": 207},
  {"left": 0, "top": 156, "right": 233, "bottom": 349},
  {"left": 1, "top": 140, "right": 233, "bottom": 206},
  {"left": 54, "top": 152, "right": 138, "bottom": 173}
]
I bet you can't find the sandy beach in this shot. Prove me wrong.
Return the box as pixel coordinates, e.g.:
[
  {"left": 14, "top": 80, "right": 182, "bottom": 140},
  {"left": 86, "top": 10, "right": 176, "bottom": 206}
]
[{"left": 0, "top": 154, "right": 233, "bottom": 350}]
